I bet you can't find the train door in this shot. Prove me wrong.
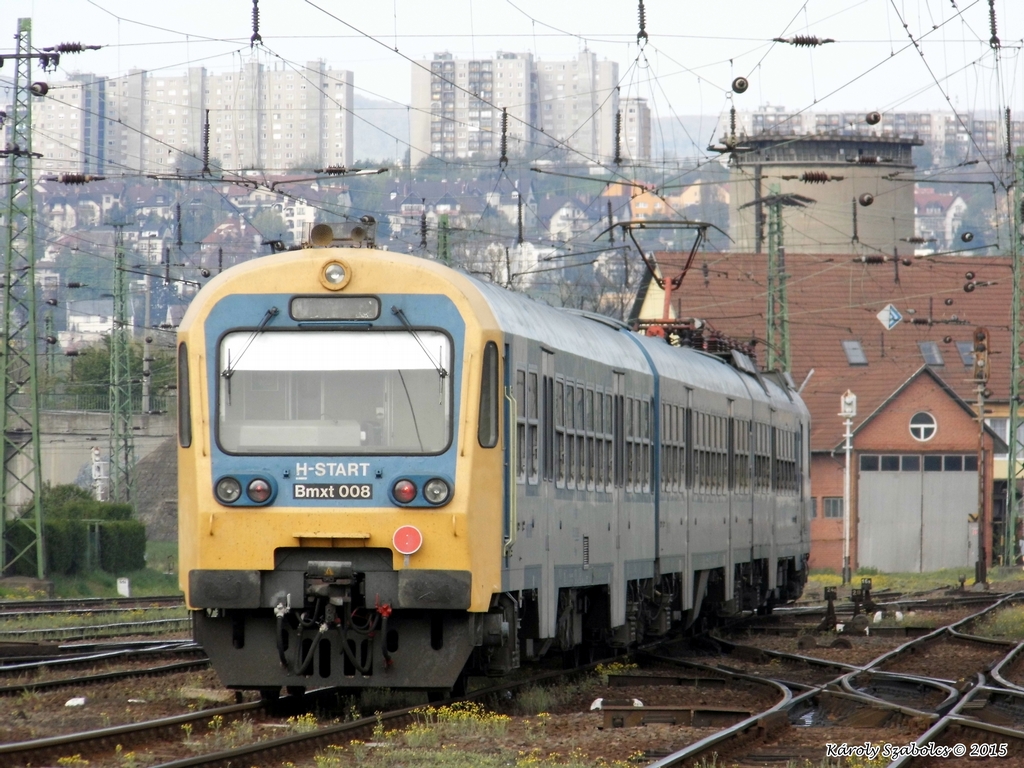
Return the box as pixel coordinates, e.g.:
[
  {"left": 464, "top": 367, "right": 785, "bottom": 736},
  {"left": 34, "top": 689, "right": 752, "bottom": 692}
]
[{"left": 503, "top": 342, "right": 515, "bottom": 556}]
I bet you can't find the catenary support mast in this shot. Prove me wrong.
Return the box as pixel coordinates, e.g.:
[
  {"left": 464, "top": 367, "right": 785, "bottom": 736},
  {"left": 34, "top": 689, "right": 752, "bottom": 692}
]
[
  {"left": 1007, "top": 151, "right": 1024, "bottom": 564},
  {"left": 1, "top": 19, "right": 45, "bottom": 578},
  {"left": 108, "top": 224, "right": 135, "bottom": 503}
]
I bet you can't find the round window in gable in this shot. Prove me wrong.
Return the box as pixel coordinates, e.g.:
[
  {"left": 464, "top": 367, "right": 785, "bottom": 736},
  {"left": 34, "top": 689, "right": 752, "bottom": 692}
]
[{"left": 910, "top": 412, "right": 937, "bottom": 442}]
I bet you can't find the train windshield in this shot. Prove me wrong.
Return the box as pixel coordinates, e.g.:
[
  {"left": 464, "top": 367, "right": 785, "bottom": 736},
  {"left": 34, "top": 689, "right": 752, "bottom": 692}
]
[{"left": 217, "top": 330, "right": 451, "bottom": 454}]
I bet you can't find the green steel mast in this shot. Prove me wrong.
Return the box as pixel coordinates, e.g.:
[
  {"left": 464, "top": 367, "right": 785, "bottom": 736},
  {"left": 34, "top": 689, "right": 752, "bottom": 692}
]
[
  {"left": 108, "top": 224, "right": 135, "bottom": 503},
  {"left": 1006, "top": 151, "right": 1024, "bottom": 564},
  {"left": 1, "top": 18, "right": 45, "bottom": 577},
  {"left": 765, "top": 189, "right": 789, "bottom": 372}
]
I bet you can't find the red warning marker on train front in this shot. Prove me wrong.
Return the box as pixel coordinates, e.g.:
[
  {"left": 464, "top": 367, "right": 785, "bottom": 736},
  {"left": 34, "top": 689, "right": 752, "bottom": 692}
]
[{"left": 393, "top": 525, "right": 423, "bottom": 555}]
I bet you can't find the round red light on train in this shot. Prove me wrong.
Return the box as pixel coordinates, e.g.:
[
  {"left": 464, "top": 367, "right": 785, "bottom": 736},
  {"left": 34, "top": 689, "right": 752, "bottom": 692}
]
[
  {"left": 392, "top": 479, "right": 417, "bottom": 504},
  {"left": 247, "top": 478, "right": 271, "bottom": 503},
  {"left": 393, "top": 525, "right": 423, "bottom": 555}
]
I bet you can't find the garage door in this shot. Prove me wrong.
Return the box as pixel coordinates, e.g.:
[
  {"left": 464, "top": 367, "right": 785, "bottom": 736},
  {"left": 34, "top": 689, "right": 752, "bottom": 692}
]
[{"left": 858, "top": 453, "right": 977, "bottom": 572}]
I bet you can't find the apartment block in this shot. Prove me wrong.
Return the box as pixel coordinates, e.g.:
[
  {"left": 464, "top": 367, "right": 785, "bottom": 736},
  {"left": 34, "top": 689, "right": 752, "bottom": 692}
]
[
  {"left": 13, "top": 61, "right": 353, "bottom": 176},
  {"left": 410, "top": 52, "right": 536, "bottom": 166},
  {"left": 410, "top": 51, "right": 623, "bottom": 166},
  {"left": 621, "top": 97, "right": 651, "bottom": 162}
]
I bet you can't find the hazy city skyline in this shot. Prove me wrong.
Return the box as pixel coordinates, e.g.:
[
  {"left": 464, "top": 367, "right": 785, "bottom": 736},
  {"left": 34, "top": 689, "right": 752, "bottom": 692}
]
[{"left": 4, "top": 1, "right": 1020, "bottom": 132}]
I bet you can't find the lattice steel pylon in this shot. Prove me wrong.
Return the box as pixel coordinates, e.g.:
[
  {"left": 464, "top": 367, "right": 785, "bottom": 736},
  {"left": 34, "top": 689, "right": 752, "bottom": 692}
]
[
  {"left": 0, "top": 18, "right": 45, "bottom": 578},
  {"left": 108, "top": 224, "right": 135, "bottom": 503},
  {"left": 1005, "top": 151, "right": 1024, "bottom": 565},
  {"left": 765, "top": 192, "right": 789, "bottom": 372}
]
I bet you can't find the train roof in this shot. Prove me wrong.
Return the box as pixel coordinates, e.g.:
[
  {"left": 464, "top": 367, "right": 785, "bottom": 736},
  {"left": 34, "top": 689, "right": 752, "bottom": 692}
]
[
  {"left": 633, "top": 333, "right": 809, "bottom": 417},
  {"left": 469, "top": 278, "right": 651, "bottom": 374}
]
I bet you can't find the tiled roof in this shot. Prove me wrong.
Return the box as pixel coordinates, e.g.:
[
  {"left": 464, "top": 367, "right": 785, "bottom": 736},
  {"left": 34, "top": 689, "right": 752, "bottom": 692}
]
[{"left": 642, "top": 251, "right": 1011, "bottom": 451}]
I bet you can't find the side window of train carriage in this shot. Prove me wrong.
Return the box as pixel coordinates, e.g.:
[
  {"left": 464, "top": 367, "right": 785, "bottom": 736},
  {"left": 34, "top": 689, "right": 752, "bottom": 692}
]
[
  {"left": 555, "top": 379, "right": 566, "bottom": 487},
  {"left": 575, "top": 386, "right": 585, "bottom": 488},
  {"left": 527, "top": 371, "right": 539, "bottom": 484},
  {"left": 478, "top": 342, "right": 499, "bottom": 448},
  {"left": 586, "top": 388, "right": 595, "bottom": 489},
  {"left": 733, "top": 419, "right": 751, "bottom": 492},
  {"left": 177, "top": 343, "right": 191, "bottom": 448},
  {"left": 515, "top": 369, "right": 526, "bottom": 482}
]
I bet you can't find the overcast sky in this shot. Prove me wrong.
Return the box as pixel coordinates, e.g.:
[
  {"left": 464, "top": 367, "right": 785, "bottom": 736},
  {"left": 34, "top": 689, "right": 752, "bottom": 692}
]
[{"left": 3, "top": 0, "right": 1022, "bottom": 125}]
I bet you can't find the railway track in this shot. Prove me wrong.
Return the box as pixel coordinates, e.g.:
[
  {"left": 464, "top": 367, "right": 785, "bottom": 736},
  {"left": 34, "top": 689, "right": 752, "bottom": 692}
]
[
  {"left": 0, "top": 595, "right": 184, "bottom": 615},
  {"left": 0, "top": 642, "right": 209, "bottom": 696},
  {"left": 7, "top": 590, "right": 1024, "bottom": 767},
  {"left": 0, "top": 617, "right": 191, "bottom": 643},
  {"left": 646, "top": 591, "right": 1024, "bottom": 767}
]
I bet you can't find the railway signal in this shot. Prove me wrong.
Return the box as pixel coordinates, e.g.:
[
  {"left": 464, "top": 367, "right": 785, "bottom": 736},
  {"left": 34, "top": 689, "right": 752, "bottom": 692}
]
[{"left": 973, "top": 327, "right": 990, "bottom": 383}]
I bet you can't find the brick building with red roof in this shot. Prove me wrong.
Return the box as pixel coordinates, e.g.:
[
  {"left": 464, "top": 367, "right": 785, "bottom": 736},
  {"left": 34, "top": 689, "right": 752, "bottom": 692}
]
[{"left": 635, "top": 251, "right": 1010, "bottom": 573}]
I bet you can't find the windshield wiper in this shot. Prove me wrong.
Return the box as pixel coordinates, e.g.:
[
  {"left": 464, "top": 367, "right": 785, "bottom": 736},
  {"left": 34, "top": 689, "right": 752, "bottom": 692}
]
[
  {"left": 221, "top": 307, "right": 279, "bottom": 402},
  {"left": 391, "top": 306, "right": 448, "bottom": 380}
]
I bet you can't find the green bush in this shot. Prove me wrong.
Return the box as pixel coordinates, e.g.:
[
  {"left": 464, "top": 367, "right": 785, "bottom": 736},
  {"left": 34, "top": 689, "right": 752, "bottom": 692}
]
[
  {"left": 99, "top": 520, "right": 147, "bottom": 573},
  {"left": 46, "top": 519, "right": 87, "bottom": 574},
  {"left": 2, "top": 485, "right": 147, "bottom": 576}
]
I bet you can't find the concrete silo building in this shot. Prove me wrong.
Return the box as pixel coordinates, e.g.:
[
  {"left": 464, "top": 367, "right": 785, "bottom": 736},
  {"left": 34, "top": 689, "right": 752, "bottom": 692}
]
[{"left": 728, "top": 133, "right": 923, "bottom": 256}]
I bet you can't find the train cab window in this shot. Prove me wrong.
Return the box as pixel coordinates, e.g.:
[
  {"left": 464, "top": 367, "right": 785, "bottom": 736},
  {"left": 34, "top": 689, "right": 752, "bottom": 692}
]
[
  {"left": 177, "top": 343, "right": 191, "bottom": 448},
  {"left": 217, "top": 330, "right": 452, "bottom": 455},
  {"left": 477, "top": 342, "right": 499, "bottom": 448}
]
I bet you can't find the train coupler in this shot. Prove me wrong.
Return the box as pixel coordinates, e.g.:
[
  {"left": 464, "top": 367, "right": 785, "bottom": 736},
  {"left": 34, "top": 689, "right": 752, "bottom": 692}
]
[{"left": 305, "top": 560, "right": 356, "bottom": 607}]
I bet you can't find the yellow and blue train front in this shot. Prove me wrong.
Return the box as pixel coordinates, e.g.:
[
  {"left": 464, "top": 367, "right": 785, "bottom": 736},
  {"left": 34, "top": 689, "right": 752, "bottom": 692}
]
[{"left": 177, "top": 250, "right": 504, "bottom": 691}]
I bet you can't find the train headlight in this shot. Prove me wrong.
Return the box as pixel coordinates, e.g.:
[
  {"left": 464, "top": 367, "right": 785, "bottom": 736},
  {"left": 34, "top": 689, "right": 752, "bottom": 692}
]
[
  {"left": 392, "top": 479, "right": 417, "bottom": 504},
  {"left": 319, "top": 260, "right": 351, "bottom": 291},
  {"left": 423, "top": 478, "right": 451, "bottom": 505},
  {"left": 215, "top": 477, "right": 242, "bottom": 504},
  {"left": 247, "top": 478, "right": 271, "bottom": 503}
]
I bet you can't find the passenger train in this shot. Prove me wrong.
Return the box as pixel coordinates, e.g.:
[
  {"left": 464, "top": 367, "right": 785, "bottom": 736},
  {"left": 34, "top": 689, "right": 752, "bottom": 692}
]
[{"left": 177, "top": 223, "right": 810, "bottom": 695}]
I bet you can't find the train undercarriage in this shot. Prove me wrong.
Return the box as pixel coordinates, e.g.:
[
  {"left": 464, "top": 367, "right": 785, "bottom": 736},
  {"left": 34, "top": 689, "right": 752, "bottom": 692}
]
[{"left": 193, "top": 550, "right": 807, "bottom": 696}]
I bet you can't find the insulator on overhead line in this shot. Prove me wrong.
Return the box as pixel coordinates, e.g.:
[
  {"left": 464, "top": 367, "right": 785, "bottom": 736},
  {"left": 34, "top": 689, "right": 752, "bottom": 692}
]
[
  {"left": 251, "top": 0, "right": 263, "bottom": 48},
  {"left": 30, "top": 82, "right": 49, "bottom": 96},
  {"left": 637, "top": 0, "right": 648, "bottom": 44},
  {"left": 965, "top": 271, "right": 975, "bottom": 280},
  {"left": 858, "top": 193, "right": 874, "bottom": 207},
  {"left": 42, "top": 43, "right": 101, "bottom": 53},
  {"left": 866, "top": 111, "right": 881, "bottom": 125},
  {"left": 614, "top": 111, "right": 622, "bottom": 166},
  {"left": 1006, "top": 108, "right": 1013, "bottom": 160},
  {"left": 774, "top": 35, "right": 835, "bottom": 47},
  {"left": 731, "top": 77, "right": 748, "bottom": 94},
  {"left": 989, "top": 0, "right": 1000, "bottom": 48},
  {"left": 961, "top": 231, "right": 974, "bottom": 242},
  {"left": 202, "top": 109, "right": 211, "bottom": 176},
  {"left": 499, "top": 108, "right": 508, "bottom": 168},
  {"left": 798, "top": 171, "right": 841, "bottom": 184}
]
